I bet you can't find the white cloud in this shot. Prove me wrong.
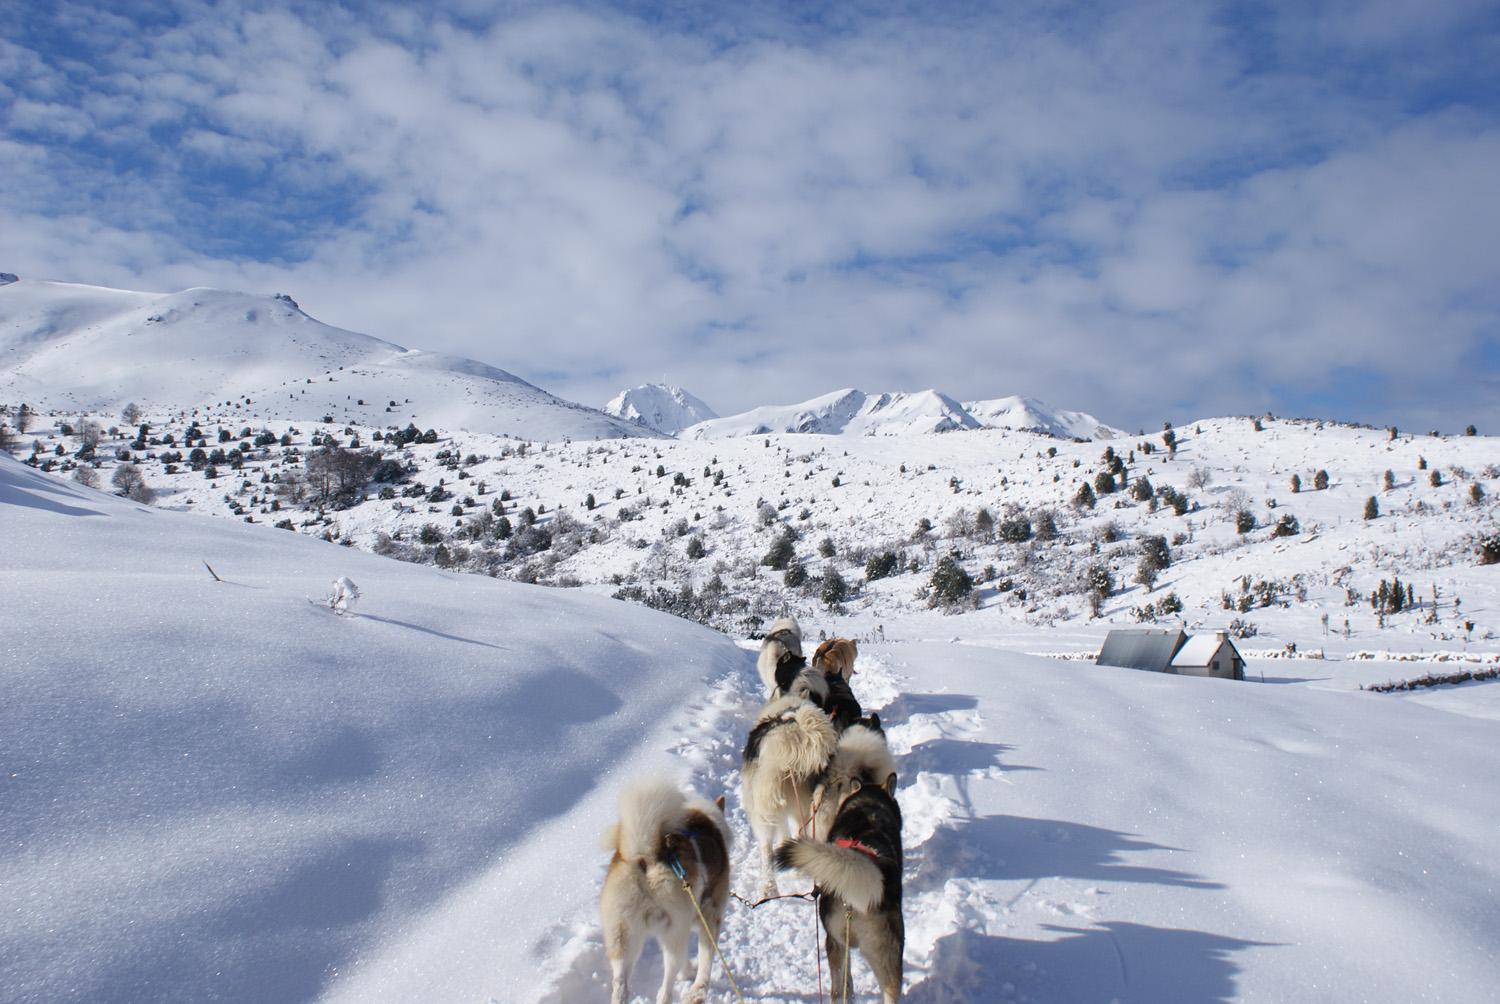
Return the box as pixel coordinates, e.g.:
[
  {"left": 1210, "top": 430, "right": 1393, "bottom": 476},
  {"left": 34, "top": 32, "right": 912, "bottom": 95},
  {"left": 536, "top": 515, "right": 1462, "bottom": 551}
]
[{"left": 0, "top": 1, "right": 1496, "bottom": 433}]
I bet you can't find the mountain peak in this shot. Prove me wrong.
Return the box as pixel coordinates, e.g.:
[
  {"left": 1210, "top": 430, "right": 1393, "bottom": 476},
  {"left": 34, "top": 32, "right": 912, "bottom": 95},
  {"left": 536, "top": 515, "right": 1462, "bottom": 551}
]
[{"left": 603, "top": 383, "right": 718, "bottom": 435}]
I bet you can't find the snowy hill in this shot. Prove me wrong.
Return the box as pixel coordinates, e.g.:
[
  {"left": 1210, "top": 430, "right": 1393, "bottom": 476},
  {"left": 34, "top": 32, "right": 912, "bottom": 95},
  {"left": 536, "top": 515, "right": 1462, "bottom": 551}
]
[
  {"left": 683, "top": 387, "right": 982, "bottom": 438},
  {"left": 602, "top": 382, "right": 717, "bottom": 435},
  {"left": 966, "top": 394, "right": 1122, "bottom": 440},
  {"left": 0, "top": 278, "right": 654, "bottom": 441},
  {"left": 7, "top": 447, "right": 1499, "bottom": 1003}
]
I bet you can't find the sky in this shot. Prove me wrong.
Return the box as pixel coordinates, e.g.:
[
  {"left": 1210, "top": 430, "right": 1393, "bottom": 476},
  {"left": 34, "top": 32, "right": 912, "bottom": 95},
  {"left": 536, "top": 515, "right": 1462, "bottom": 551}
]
[{"left": 2, "top": 0, "right": 1498, "bottom": 433}]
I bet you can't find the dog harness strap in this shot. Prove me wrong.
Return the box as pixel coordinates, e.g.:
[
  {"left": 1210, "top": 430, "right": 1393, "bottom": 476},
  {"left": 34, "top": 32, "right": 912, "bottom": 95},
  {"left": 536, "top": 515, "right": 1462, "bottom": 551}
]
[{"left": 834, "top": 837, "right": 881, "bottom": 862}]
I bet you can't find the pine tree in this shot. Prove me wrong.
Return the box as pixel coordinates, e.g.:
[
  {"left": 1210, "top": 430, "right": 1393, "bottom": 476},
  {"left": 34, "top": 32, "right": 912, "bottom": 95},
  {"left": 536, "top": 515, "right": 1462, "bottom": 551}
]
[
  {"left": 1314, "top": 469, "right": 1329, "bottom": 490},
  {"left": 1364, "top": 495, "right": 1379, "bottom": 520},
  {"left": 1074, "top": 481, "right": 1097, "bottom": 509},
  {"left": 1289, "top": 473, "right": 1301, "bottom": 494}
]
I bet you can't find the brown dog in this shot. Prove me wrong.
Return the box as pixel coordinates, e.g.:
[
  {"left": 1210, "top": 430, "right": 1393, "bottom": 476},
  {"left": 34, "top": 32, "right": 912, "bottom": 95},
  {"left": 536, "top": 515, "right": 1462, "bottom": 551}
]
[{"left": 812, "top": 638, "right": 859, "bottom": 681}]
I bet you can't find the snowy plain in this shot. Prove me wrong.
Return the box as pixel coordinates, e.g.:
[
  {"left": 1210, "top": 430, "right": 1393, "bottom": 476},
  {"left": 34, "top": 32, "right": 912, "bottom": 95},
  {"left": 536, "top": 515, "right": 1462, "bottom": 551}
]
[{"left": 5, "top": 447, "right": 1499, "bottom": 1003}]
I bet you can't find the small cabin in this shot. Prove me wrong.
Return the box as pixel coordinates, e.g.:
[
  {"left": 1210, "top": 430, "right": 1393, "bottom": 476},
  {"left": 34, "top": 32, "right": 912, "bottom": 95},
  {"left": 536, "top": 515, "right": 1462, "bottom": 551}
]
[{"left": 1096, "top": 628, "right": 1245, "bottom": 681}]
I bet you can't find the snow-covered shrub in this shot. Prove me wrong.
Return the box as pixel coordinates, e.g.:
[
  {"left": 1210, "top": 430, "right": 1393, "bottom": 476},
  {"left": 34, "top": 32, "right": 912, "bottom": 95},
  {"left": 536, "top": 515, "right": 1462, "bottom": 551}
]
[{"left": 929, "top": 555, "right": 974, "bottom": 608}]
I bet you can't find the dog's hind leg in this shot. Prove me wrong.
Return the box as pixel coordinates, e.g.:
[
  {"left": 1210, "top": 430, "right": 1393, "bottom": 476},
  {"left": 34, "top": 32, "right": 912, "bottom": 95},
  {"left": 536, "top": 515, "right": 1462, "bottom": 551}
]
[
  {"left": 825, "top": 925, "right": 852, "bottom": 1003},
  {"left": 757, "top": 832, "right": 781, "bottom": 898},
  {"left": 861, "top": 917, "right": 905, "bottom": 1003},
  {"left": 606, "top": 924, "right": 644, "bottom": 1004},
  {"left": 655, "top": 926, "right": 691, "bottom": 1004},
  {"left": 684, "top": 899, "right": 722, "bottom": 1004}
]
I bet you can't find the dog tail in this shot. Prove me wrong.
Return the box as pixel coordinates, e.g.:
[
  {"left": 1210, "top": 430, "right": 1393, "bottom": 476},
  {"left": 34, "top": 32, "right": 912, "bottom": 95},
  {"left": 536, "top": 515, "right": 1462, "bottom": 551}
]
[
  {"left": 773, "top": 838, "right": 884, "bottom": 912},
  {"left": 608, "top": 776, "right": 687, "bottom": 861},
  {"left": 759, "top": 701, "right": 838, "bottom": 779}
]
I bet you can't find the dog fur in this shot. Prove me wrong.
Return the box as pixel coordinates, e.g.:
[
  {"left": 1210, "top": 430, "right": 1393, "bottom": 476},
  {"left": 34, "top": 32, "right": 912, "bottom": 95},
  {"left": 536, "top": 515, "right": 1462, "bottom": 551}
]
[
  {"left": 808, "top": 719, "right": 895, "bottom": 838},
  {"left": 600, "top": 777, "right": 732, "bottom": 1004},
  {"left": 812, "top": 637, "right": 859, "bottom": 681},
  {"left": 740, "top": 693, "right": 839, "bottom": 897},
  {"left": 775, "top": 774, "right": 904, "bottom": 1003},
  {"left": 756, "top": 616, "right": 804, "bottom": 696}
]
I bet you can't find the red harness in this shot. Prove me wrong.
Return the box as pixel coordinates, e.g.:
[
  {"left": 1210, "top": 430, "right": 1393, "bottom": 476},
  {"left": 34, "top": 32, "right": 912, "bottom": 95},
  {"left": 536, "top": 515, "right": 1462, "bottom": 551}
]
[{"left": 834, "top": 837, "right": 881, "bottom": 861}]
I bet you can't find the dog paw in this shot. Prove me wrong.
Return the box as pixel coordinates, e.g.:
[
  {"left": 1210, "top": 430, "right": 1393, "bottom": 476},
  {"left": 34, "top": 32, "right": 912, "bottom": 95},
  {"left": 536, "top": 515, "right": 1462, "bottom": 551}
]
[{"left": 683, "top": 984, "right": 708, "bottom": 1004}]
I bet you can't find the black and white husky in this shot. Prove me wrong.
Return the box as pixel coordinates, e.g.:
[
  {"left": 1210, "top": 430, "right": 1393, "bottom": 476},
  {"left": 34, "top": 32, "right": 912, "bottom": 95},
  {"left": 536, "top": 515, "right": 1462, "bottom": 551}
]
[
  {"left": 777, "top": 721, "right": 904, "bottom": 1003},
  {"left": 600, "top": 777, "right": 732, "bottom": 1004},
  {"left": 740, "top": 693, "right": 838, "bottom": 897},
  {"left": 755, "top": 615, "right": 806, "bottom": 696}
]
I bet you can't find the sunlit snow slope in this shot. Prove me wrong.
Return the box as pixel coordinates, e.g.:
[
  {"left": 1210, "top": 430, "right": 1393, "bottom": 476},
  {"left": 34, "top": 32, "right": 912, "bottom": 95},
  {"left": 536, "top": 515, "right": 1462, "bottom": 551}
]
[
  {"left": 0, "top": 278, "right": 654, "bottom": 440},
  {"left": 0, "top": 453, "right": 740, "bottom": 1003}
]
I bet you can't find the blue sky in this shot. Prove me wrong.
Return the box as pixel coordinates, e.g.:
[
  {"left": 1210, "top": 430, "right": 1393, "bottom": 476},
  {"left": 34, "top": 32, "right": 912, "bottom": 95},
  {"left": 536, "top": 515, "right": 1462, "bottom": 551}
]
[{"left": 3, "top": 0, "right": 1498, "bottom": 432}]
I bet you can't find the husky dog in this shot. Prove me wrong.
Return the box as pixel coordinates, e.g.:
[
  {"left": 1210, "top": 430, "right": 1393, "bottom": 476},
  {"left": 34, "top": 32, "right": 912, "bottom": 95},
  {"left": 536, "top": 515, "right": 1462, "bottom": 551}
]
[
  {"left": 776, "top": 767, "right": 904, "bottom": 1003},
  {"left": 812, "top": 637, "right": 859, "bottom": 681},
  {"left": 600, "top": 778, "right": 731, "bottom": 1004},
  {"left": 741, "top": 694, "right": 838, "bottom": 896},
  {"left": 807, "top": 719, "right": 894, "bottom": 839},
  {"left": 756, "top": 616, "right": 805, "bottom": 696}
]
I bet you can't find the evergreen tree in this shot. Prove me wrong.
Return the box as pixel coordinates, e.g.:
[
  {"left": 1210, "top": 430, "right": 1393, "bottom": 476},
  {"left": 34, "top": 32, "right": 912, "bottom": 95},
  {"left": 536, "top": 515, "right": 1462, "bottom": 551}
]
[
  {"left": 1364, "top": 495, "right": 1379, "bottom": 520},
  {"left": 1314, "top": 469, "right": 1329, "bottom": 490},
  {"left": 928, "top": 556, "right": 973, "bottom": 607},
  {"left": 821, "top": 568, "right": 849, "bottom": 608},
  {"left": 1074, "top": 481, "right": 1097, "bottom": 509},
  {"left": 1289, "top": 473, "right": 1301, "bottom": 494}
]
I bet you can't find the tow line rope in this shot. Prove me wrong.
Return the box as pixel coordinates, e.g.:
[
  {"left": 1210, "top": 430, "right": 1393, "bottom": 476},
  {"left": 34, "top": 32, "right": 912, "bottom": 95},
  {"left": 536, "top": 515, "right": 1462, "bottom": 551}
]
[{"left": 667, "top": 854, "right": 747, "bottom": 1004}]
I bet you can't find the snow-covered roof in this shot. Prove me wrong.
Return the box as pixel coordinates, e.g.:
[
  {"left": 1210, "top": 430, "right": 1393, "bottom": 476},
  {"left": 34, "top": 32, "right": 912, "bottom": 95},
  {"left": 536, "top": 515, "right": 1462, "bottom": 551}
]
[{"left": 1171, "top": 633, "right": 1233, "bottom": 667}]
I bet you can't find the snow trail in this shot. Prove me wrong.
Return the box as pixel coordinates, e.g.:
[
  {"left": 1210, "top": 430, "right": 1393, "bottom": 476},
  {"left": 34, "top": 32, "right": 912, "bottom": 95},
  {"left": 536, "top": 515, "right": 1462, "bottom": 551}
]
[{"left": 534, "top": 646, "right": 996, "bottom": 1003}]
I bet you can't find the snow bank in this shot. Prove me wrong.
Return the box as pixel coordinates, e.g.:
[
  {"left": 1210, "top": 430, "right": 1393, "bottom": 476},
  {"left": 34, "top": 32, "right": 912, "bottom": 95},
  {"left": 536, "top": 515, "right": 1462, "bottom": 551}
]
[{"left": 0, "top": 454, "right": 745, "bottom": 1003}]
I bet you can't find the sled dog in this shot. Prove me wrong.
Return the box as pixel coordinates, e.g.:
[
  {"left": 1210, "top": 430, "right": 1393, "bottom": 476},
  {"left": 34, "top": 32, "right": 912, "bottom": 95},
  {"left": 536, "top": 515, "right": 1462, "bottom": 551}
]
[
  {"left": 807, "top": 718, "right": 895, "bottom": 839},
  {"left": 812, "top": 637, "right": 859, "bottom": 681},
  {"left": 776, "top": 768, "right": 904, "bottom": 1003},
  {"left": 600, "top": 777, "right": 731, "bottom": 1004},
  {"left": 741, "top": 693, "right": 838, "bottom": 896},
  {"left": 756, "top": 616, "right": 804, "bottom": 695}
]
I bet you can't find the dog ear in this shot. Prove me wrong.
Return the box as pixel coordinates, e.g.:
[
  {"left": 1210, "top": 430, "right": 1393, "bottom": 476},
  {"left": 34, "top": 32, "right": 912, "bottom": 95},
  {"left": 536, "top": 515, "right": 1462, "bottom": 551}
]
[
  {"left": 867, "top": 712, "right": 880, "bottom": 730},
  {"left": 848, "top": 779, "right": 863, "bottom": 794},
  {"left": 882, "top": 772, "right": 897, "bottom": 795},
  {"left": 715, "top": 794, "right": 726, "bottom": 812}
]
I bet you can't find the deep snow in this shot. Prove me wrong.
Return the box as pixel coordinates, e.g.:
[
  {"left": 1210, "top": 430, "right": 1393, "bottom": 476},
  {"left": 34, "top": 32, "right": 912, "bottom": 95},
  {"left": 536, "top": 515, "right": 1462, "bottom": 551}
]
[{"left": 4, "top": 449, "right": 1498, "bottom": 1003}]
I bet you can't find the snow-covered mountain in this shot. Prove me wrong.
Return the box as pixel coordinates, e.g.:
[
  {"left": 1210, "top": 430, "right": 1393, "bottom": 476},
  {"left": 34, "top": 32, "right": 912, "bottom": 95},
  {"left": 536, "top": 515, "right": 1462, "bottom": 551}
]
[
  {"left": 966, "top": 394, "right": 1122, "bottom": 440},
  {"left": 602, "top": 383, "right": 717, "bottom": 435},
  {"left": 683, "top": 387, "right": 982, "bottom": 439},
  {"left": 682, "top": 387, "right": 1118, "bottom": 440},
  {"left": 0, "top": 277, "right": 655, "bottom": 441}
]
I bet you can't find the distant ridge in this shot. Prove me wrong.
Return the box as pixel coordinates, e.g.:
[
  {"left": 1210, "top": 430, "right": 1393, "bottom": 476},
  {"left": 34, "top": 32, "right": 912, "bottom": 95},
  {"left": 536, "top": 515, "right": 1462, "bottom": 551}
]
[
  {"left": 0, "top": 278, "right": 657, "bottom": 441},
  {"left": 682, "top": 387, "right": 1116, "bottom": 440}
]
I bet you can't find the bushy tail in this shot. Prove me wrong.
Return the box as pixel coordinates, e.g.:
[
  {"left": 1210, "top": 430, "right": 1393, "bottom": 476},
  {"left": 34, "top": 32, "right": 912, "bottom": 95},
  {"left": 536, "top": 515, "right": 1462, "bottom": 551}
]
[
  {"left": 758, "top": 702, "right": 838, "bottom": 779},
  {"left": 774, "top": 838, "right": 884, "bottom": 912},
  {"left": 605, "top": 777, "right": 687, "bottom": 861}
]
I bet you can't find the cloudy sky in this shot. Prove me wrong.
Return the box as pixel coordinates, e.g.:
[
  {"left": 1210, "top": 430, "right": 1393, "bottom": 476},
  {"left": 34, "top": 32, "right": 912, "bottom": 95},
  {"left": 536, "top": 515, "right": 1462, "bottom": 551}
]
[{"left": 3, "top": 0, "right": 1498, "bottom": 432}]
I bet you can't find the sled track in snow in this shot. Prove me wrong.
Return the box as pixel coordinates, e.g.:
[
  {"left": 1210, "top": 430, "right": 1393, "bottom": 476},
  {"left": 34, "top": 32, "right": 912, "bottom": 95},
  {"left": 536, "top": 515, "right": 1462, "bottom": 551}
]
[{"left": 533, "top": 647, "right": 999, "bottom": 1003}]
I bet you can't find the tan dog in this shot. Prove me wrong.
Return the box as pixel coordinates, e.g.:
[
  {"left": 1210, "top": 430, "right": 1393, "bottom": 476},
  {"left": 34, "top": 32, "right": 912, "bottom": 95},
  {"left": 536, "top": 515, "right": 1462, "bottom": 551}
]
[
  {"left": 812, "top": 638, "right": 859, "bottom": 681},
  {"left": 600, "top": 778, "right": 731, "bottom": 1004}
]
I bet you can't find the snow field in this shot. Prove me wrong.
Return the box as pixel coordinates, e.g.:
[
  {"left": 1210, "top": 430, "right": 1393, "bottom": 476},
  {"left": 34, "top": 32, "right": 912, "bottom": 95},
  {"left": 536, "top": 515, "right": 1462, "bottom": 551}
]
[{"left": 0, "top": 454, "right": 745, "bottom": 1004}]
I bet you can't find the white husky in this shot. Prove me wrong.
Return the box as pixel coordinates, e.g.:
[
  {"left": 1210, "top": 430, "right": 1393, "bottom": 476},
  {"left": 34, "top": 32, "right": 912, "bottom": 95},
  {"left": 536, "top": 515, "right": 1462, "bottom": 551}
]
[
  {"left": 740, "top": 694, "right": 838, "bottom": 897},
  {"left": 600, "top": 777, "right": 732, "bottom": 1004}
]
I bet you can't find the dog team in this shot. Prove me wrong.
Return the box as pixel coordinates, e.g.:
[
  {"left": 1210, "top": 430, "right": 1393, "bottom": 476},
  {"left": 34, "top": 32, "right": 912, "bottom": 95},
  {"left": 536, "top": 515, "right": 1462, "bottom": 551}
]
[{"left": 599, "top": 617, "right": 903, "bottom": 1004}]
